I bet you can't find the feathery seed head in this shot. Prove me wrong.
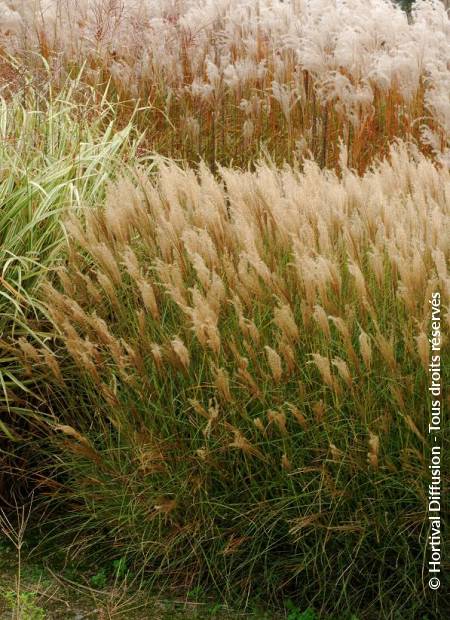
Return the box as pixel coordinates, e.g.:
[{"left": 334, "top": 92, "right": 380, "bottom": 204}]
[{"left": 265, "top": 346, "right": 283, "bottom": 383}]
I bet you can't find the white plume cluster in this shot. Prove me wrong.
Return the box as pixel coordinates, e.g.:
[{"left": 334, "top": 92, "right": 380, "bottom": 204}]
[{"left": 1, "top": 0, "right": 449, "bottom": 162}]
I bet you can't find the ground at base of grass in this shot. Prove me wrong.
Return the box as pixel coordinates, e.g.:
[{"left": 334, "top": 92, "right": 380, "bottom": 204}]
[
  {"left": 0, "top": 543, "right": 288, "bottom": 620},
  {"left": 0, "top": 542, "right": 441, "bottom": 620}
]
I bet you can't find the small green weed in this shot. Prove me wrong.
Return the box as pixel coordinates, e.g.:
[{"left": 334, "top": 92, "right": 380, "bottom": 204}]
[
  {"left": 206, "top": 602, "right": 222, "bottom": 616},
  {"left": 112, "top": 557, "right": 128, "bottom": 580},
  {"left": 90, "top": 568, "right": 107, "bottom": 589},
  {"left": 285, "top": 601, "right": 316, "bottom": 620},
  {"left": 187, "top": 585, "right": 205, "bottom": 600},
  {"left": 2, "top": 590, "right": 45, "bottom": 620}
]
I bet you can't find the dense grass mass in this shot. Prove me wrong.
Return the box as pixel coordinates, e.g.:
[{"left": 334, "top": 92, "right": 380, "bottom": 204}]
[
  {"left": 0, "top": 1, "right": 449, "bottom": 619},
  {"left": 12, "top": 145, "right": 450, "bottom": 617},
  {"left": 1, "top": 0, "right": 450, "bottom": 170}
]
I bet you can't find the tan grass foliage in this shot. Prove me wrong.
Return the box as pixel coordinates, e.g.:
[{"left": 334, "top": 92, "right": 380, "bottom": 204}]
[
  {"left": 9, "top": 138, "right": 447, "bottom": 614},
  {"left": 38, "top": 140, "right": 449, "bottom": 463},
  {"left": 37, "top": 145, "right": 449, "bottom": 412}
]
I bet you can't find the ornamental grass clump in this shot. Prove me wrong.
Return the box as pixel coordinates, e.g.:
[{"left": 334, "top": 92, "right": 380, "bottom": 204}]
[
  {"left": 20, "top": 142, "right": 449, "bottom": 617},
  {"left": 0, "top": 74, "right": 140, "bottom": 495},
  {"left": 1, "top": 0, "right": 449, "bottom": 170}
]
